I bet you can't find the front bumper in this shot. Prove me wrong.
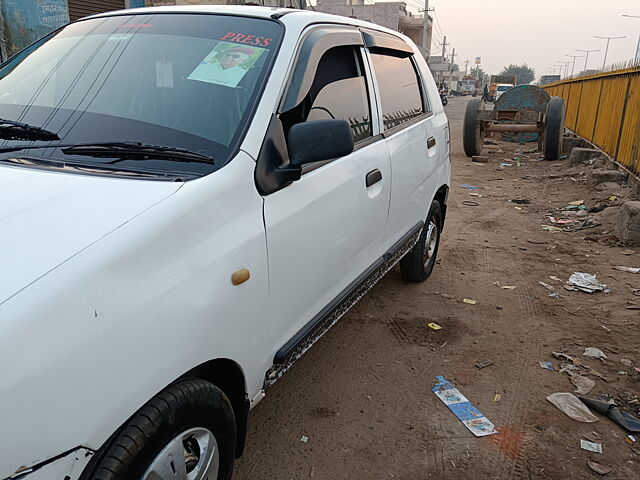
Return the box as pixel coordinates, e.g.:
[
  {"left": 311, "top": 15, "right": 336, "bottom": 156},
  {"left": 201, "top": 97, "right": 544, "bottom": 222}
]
[{"left": 5, "top": 448, "right": 93, "bottom": 480}]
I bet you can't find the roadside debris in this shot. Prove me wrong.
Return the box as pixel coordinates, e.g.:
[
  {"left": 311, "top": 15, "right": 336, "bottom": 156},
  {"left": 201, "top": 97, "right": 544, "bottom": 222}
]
[
  {"left": 579, "top": 397, "right": 640, "bottom": 433},
  {"left": 463, "top": 298, "right": 477, "bottom": 305},
  {"left": 583, "top": 347, "right": 607, "bottom": 360},
  {"left": 583, "top": 431, "right": 603, "bottom": 443},
  {"left": 432, "top": 376, "right": 497, "bottom": 437},
  {"left": 475, "top": 361, "right": 494, "bottom": 369},
  {"left": 462, "top": 200, "right": 480, "bottom": 207},
  {"left": 580, "top": 439, "right": 603, "bottom": 454},
  {"left": 587, "top": 460, "right": 612, "bottom": 475},
  {"left": 493, "top": 393, "right": 501, "bottom": 402},
  {"left": 570, "top": 374, "right": 596, "bottom": 395},
  {"left": 300, "top": 435, "right": 309, "bottom": 443},
  {"left": 460, "top": 184, "right": 480, "bottom": 190},
  {"left": 428, "top": 322, "right": 442, "bottom": 331},
  {"left": 539, "top": 361, "right": 555, "bottom": 370},
  {"left": 546, "top": 393, "right": 599, "bottom": 422},
  {"left": 569, "top": 200, "right": 584, "bottom": 206},
  {"left": 564, "top": 273, "right": 607, "bottom": 293},
  {"left": 538, "top": 281, "right": 555, "bottom": 291},
  {"left": 511, "top": 199, "right": 531, "bottom": 204},
  {"left": 612, "top": 266, "right": 639, "bottom": 274}
]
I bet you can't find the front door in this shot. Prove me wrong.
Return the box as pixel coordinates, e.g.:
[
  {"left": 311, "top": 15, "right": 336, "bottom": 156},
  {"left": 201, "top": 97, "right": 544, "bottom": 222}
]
[{"left": 263, "top": 42, "right": 390, "bottom": 371}]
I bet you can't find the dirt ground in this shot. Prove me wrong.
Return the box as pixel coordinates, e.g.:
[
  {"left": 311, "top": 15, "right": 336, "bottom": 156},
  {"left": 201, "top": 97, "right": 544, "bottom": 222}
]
[{"left": 234, "top": 96, "right": 640, "bottom": 480}]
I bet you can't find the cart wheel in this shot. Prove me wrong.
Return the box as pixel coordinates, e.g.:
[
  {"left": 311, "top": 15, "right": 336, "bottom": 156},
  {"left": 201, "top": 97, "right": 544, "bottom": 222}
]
[
  {"left": 463, "top": 99, "right": 484, "bottom": 157},
  {"left": 543, "top": 96, "right": 565, "bottom": 160}
]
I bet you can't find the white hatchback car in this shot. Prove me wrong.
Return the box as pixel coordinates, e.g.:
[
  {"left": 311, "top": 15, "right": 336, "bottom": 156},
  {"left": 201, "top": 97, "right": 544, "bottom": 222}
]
[{"left": 0, "top": 6, "right": 450, "bottom": 480}]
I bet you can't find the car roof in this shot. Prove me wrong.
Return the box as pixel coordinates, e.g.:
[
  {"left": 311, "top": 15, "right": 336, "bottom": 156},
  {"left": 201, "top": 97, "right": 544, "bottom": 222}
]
[{"left": 85, "top": 5, "right": 409, "bottom": 43}]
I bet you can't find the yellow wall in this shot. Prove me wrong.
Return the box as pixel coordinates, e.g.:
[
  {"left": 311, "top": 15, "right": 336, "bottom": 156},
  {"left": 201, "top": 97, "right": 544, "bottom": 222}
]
[{"left": 543, "top": 67, "right": 640, "bottom": 176}]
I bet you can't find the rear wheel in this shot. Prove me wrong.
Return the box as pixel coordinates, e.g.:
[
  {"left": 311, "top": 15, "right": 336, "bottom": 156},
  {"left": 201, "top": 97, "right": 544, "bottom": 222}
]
[
  {"left": 400, "top": 200, "right": 443, "bottom": 283},
  {"left": 463, "top": 99, "right": 484, "bottom": 157},
  {"left": 90, "top": 380, "right": 236, "bottom": 480},
  {"left": 543, "top": 96, "right": 565, "bottom": 160}
]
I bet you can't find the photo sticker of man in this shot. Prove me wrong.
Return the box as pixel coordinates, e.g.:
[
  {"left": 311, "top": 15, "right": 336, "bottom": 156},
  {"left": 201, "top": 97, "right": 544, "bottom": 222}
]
[{"left": 188, "top": 44, "right": 262, "bottom": 88}]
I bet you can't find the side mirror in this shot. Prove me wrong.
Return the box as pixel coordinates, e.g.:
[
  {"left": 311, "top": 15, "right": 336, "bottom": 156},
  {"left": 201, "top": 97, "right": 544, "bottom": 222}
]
[{"left": 287, "top": 119, "right": 354, "bottom": 166}]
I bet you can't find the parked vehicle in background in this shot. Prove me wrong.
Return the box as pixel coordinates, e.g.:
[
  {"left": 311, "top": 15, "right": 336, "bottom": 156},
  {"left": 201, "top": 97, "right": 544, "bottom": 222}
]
[
  {"left": 540, "top": 74, "right": 561, "bottom": 85},
  {"left": 488, "top": 75, "right": 516, "bottom": 101},
  {"left": 460, "top": 75, "right": 481, "bottom": 96},
  {"left": 0, "top": 5, "right": 450, "bottom": 480}
]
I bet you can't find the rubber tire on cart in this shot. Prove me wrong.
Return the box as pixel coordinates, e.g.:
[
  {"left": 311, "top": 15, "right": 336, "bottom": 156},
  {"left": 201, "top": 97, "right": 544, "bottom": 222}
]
[
  {"left": 463, "top": 98, "right": 484, "bottom": 157},
  {"left": 88, "top": 380, "right": 236, "bottom": 480},
  {"left": 543, "top": 96, "right": 565, "bottom": 161},
  {"left": 400, "top": 200, "right": 443, "bottom": 283}
]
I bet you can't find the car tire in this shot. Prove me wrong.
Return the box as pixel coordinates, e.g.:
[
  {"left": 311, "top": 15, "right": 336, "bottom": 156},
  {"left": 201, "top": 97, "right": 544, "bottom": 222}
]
[
  {"left": 400, "top": 200, "right": 442, "bottom": 283},
  {"left": 90, "top": 379, "right": 236, "bottom": 480},
  {"left": 463, "top": 98, "right": 484, "bottom": 157},
  {"left": 544, "top": 96, "right": 565, "bottom": 160}
]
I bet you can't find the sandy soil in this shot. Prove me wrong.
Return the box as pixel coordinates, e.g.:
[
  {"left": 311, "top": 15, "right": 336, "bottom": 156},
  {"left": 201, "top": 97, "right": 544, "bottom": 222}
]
[{"left": 234, "top": 96, "right": 640, "bottom": 480}]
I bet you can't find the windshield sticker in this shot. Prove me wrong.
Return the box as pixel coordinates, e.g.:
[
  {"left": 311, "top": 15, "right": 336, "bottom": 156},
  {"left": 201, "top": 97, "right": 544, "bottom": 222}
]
[
  {"left": 156, "top": 59, "right": 174, "bottom": 88},
  {"left": 187, "top": 42, "right": 266, "bottom": 88},
  {"left": 220, "top": 32, "right": 272, "bottom": 47}
]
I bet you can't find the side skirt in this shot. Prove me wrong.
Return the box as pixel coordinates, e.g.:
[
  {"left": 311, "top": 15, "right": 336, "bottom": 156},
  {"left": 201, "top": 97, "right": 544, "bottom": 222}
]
[{"left": 263, "top": 222, "right": 424, "bottom": 389}]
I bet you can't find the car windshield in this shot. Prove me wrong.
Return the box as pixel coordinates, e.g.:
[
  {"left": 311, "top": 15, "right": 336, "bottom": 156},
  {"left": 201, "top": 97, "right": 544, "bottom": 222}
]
[
  {"left": 0, "top": 13, "right": 282, "bottom": 177},
  {"left": 497, "top": 85, "right": 512, "bottom": 91}
]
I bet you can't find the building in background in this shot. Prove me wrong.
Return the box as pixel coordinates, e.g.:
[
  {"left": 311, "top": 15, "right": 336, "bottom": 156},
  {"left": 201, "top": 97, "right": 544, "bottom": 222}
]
[{"left": 314, "top": 0, "right": 432, "bottom": 60}]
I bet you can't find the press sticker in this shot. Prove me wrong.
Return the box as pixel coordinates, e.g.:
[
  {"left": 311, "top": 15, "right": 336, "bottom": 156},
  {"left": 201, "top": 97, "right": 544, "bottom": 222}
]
[
  {"left": 155, "top": 58, "right": 174, "bottom": 88},
  {"left": 187, "top": 41, "right": 266, "bottom": 88}
]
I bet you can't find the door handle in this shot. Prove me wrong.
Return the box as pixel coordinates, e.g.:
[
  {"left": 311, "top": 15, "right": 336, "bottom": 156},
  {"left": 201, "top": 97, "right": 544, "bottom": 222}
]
[
  {"left": 365, "top": 169, "right": 382, "bottom": 187},
  {"left": 427, "top": 137, "right": 436, "bottom": 149}
]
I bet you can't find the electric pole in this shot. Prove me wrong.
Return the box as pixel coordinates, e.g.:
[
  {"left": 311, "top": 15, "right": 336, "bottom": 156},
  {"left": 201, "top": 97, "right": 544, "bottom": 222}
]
[
  {"left": 594, "top": 35, "right": 626, "bottom": 69},
  {"left": 440, "top": 36, "right": 449, "bottom": 59},
  {"left": 448, "top": 47, "right": 456, "bottom": 91},
  {"left": 577, "top": 49, "right": 600, "bottom": 72},
  {"left": 565, "top": 54, "right": 583, "bottom": 77},
  {"left": 622, "top": 15, "right": 640, "bottom": 61},
  {"left": 464, "top": 59, "right": 470, "bottom": 75}
]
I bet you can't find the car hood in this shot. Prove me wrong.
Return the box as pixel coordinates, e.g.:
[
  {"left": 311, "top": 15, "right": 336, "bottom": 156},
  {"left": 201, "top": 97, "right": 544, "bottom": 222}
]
[{"left": 0, "top": 165, "right": 182, "bottom": 305}]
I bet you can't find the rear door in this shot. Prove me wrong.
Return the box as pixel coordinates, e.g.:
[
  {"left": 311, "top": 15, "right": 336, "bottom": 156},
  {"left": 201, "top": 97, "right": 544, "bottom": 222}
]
[
  {"left": 364, "top": 32, "right": 441, "bottom": 249},
  {"left": 262, "top": 28, "right": 391, "bottom": 375}
]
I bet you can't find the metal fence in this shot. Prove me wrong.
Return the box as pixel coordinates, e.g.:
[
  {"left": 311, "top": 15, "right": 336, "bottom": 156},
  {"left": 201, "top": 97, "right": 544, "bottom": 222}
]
[{"left": 543, "top": 65, "right": 640, "bottom": 176}]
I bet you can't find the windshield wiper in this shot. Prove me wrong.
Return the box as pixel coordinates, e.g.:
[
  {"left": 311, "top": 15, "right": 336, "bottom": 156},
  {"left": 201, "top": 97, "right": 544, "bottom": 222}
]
[
  {"left": 0, "top": 118, "right": 60, "bottom": 141},
  {"left": 0, "top": 141, "right": 214, "bottom": 164},
  {"left": 62, "top": 142, "right": 215, "bottom": 164}
]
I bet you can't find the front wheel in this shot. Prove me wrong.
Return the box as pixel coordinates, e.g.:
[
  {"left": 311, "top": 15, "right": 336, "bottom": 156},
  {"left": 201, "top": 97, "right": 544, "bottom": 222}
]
[
  {"left": 89, "top": 380, "right": 236, "bottom": 480},
  {"left": 400, "top": 200, "right": 443, "bottom": 283}
]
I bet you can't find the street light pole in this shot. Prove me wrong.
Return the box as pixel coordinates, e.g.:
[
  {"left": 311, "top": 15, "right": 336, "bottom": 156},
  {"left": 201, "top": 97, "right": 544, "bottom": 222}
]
[
  {"left": 565, "top": 54, "right": 584, "bottom": 76},
  {"left": 594, "top": 35, "right": 626, "bottom": 69},
  {"left": 558, "top": 61, "right": 571, "bottom": 78},
  {"left": 622, "top": 15, "right": 640, "bottom": 61},
  {"left": 576, "top": 49, "right": 600, "bottom": 72}
]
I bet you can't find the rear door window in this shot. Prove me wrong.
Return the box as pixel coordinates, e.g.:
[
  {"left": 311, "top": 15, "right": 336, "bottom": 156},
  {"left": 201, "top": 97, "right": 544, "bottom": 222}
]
[{"left": 370, "top": 51, "right": 425, "bottom": 131}]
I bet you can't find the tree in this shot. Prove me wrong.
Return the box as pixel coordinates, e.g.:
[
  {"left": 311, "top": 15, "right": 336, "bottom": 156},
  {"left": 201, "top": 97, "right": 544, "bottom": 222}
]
[
  {"left": 499, "top": 63, "right": 536, "bottom": 85},
  {"left": 469, "top": 67, "right": 490, "bottom": 85}
]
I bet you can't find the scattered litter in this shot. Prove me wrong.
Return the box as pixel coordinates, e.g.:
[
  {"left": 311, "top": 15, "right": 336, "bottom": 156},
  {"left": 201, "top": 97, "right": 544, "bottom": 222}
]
[
  {"left": 546, "top": 393, "right": 599, "bottom": 423},
  {"left": 583, "top": 431, "right": 603, "bottom": 444},
  {"left": 468, "top": 192, "right": 483, "bottom": 197},
  {"left": 514, "top": 206, "right": 522, "bottom": 210},
  {"left": 463, "top": 298, "right": 477, "bottom": 305},
  {"left": 460, "top": 184, "right": 480, "bottom": 190},
  {"left": 462, "top": 200, "right": 480, "bottom": 207},
  {"left": 493, "top": 393, "right": 501, "bottom": 402},
  {"left": 621, "top": 359, "right": 632, "bottom": 366},
  {"left": 538, "top": 281, "right": 555, "bottom": 291},
  {"left": 539, "top": 361, "right": 555, "bottom": 371},
  {"left": 625, "top": 435, "right": 637, "bottom": 445},
  {"left": 428, "top": 322, "right": 442, "bottom": 331},
  {"left": 580, "top": 439, "right": 603, "bottom": 453},
  {"left": 501, "top": 285, "right": 516, "bottom": 290},
  {"left": 527, "top": 239, "right": 546, "bottom": 244},
  {"left": 612, "top": 266, "right": 639, "bottom": 274},
  {"left": 542, "top": 225, "right": 563, "bottom": 233},
  {"left": 580, "top": 397, "right": 640, "bottom": 433},
  {"left": 549, "top": 276, "right": 561, "bottom": 282},
  {"left": 570, "top": 374, "right": 596, "bottom": 395},
  {"left": 587, "top": 460, "right": 610, "bottom": 475},
  {"left": 569, "top": 200, "right": 584, "bottom": 206},
  {"left": 499, "top": 162, "right": 512, "bottom": 167},
  {"left": 564, "top": 272, "right": 607, "bottom": 293},
  {"left": 432, "top": 376, "right": 497, "bottom": 437},
  {"left": 300, "top": 435, "right": 309, "bottom": 443},
  {"left": 560, "top": 155, "right": 568, "bottom": 159},
  {"left": 475, "top": 361, "right": 494, "bottom": 369},
  {"left": 483, "top": 140, "right": 498, "bottom": 145},
  {"left": 622, "top": 249, "right": 635, "bottom": 255},
  {"left": 511, "top": 199, "right": 530, "bottom": 204},
  {"left": 548, "top": 292, "right": 560, "bottom": 298},
  {"left": 583, "top": 347, "right": 608, "bottom": 360}
]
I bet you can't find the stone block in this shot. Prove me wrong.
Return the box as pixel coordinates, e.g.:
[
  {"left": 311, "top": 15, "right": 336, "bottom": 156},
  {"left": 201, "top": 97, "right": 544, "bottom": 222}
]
[
  {"left": 569, "top": 147, "right": 601, "bottom": 166},
  {"left": 587, "top": 169, "right": 628, "bottom": 187},
  {"left": 562, "top": 136, "right": 586, "bottom": 155},
  {"left": 472, "top": 155, "right": 489, "bottom": 163},
  {"left": 616, "top": 201, "right": 640, "bottom": 246}
]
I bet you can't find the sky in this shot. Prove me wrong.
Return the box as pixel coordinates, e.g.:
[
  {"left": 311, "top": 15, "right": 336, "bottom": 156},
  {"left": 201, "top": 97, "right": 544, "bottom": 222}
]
[{"left": 391, "top": 0, "right": 640, "bottom": 78}]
